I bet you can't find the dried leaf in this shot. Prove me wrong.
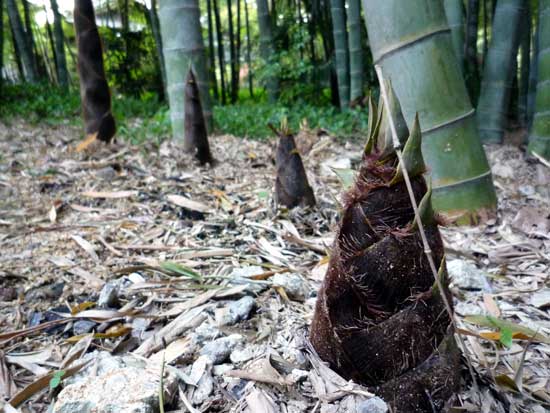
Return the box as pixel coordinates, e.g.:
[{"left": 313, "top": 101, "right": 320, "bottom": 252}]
[{"left": 166, "top": 194, "right": 211, "bottom": 213}]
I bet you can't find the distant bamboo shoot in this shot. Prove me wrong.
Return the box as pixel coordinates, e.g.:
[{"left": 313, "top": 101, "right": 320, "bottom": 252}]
[
  {"left": 185, "top": 69, "right": 214, "bottom": 165},
  {"left": 74, "top": 0, "right": 116, "bottom": 148}
]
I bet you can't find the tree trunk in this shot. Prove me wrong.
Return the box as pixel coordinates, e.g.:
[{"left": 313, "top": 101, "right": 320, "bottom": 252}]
[
  {"left": 244, "top": 0, "right": 253, "bottom": 97},
  {"left": 444, "top": 0, "right": 465, "bottom": 71},
  {"left": 482, "top": 0, "right": 489, "bottom": 63},
  {"left": 528, "top": 0, "right": 550, "bottom": 160},
  {"left": 9, "top": 19, "right": 24, "bottom": 80},
  {"left": 330, "top": 0, "right": 350, "bottom": 108},
  {"left": 518, "top": 4, "right": 531, "bottom": 128},
  {"left": 227, "top": 0, "right": 237, "bottom": 103},
  {"left": 22, "top": 0, "right": 40, "bottom": 77},
  {"left": 477, "top": 0, "right": 525, "bottom": 143},
  {"left": 235, "top": 0, "right": 241, "bottom": 99},
  {"left": 0, "top": 0, "right": 4, "bottom": 94},
  {"left": 146, "top": 0, "right": 167, "bottom": 96},
  {"left": 159, "top": 0, "right": 212, "bottom": 141},
  {"left": 206, "top": 0, "right": 219, "bottom": 101},
  {"left": 363, "top": 0, "right": 497, "bottom": 221},
  {"left": 50, "top": 0, "right": 69, "bottom": 89},
  {"left": 527, "top": 8, "right": 539, "bottom": 129},
  {"left": 347, "top": 0, "right": 363, "bottom": 104},
  {"left": 213, "top": 0, "right": 227, "bottom": 104},
  {"left": 44, "top": 5, "right": 59, "bottom": 80},
  {"left": 464, "top": 0, "right": 480, "bottom": 102},
  {"left": 256, "top": 0, "right": 279, "bottom": 102},
  {"left": 6, "top": 0, "right": 37, "bottom": 82},
  {"left": 74, "top": 0, "right": 116, "bottom": 146}
]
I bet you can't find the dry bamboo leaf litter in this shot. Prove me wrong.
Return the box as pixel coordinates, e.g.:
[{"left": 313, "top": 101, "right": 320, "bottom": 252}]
[{"left": 0, "top": 121, "right": 549, "bottom": 412}]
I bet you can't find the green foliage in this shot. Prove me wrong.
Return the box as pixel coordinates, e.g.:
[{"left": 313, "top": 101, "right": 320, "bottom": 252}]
[
  {"left": 214, "top": 102, "right": 368, "bottom": 139},
  {"left": 0, "top": 83, "right": 368, "bottom": 143},
  {"left": 100, "top": 28, "right": 163, "bottom": 97}
]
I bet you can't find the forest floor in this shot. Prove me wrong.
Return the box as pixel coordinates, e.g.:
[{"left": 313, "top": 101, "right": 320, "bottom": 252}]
[{"left": 0, "top": 121, "right": 549, "bottom": 413}]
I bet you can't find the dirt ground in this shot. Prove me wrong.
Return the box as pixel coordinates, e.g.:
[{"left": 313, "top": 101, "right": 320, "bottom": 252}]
[{"left": 0, "top": 121, "right": 549, "bottom": 412}]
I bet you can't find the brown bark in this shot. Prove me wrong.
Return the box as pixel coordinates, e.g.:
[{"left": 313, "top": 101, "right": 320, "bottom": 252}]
[
  {"left": 310, "top": 94, "right": 460, "bottom": 412},
  {"left": 272, "top": 124, "right": 316, "bottom": 209},
  {"left": 185, "top": 69, "right": 214, "bottom": 165},
  {"left": 74, "top": 0, "right": 116, "bottom": 147}
]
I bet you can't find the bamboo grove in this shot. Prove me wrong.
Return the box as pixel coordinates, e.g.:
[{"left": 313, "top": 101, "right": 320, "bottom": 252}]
[{"left": 0, "top": 1, "right": 549, "bottom": 203}]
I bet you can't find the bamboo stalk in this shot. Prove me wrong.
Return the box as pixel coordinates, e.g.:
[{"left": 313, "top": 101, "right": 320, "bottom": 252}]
[
  {"left": 477, "top": 0, "right": 525, "bottom": 143},
  {"left": 528, "top": 0, "right": 550, "bottom": 161},
  {"left": 159, "top": 0, "right": 212, "bottom": 138},
  {"left": 330, "top": 0, "right": 350, "bottom": 108},
  {"left": 362, "top": 0, "right": 497, "bottom": 222},
  {"left": 347, "top": 0, "right": 363, "bottom": 103}
]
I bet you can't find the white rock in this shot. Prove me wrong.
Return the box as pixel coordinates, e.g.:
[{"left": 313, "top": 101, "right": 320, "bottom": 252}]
[
  {"left": 230, "top": 347, "right": 254, "bottom": 364},
  {"left": 357, "top": 397, "right": 388, "bottom": 413},
  {"left": 447, "top": 259, "right": 491, "bottom": 291},
  {"left": 530, "top": 289, "right": 550, "bottom": 309},
  {"left": 53, "top": 355, "right": 177, "bottom": 413}
]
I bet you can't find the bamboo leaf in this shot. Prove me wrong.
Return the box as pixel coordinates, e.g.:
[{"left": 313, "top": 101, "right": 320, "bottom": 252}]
[
  {"left": 159, "top": 261, "right": 203, "bottom": 281},
  {"left": 464, "top": 315, "right": 550, "bottom": 344},
  {"left": 330, "top": 167, "right": 356, "bottom": 189},
  {"left": 49, "top": 370, "right": 65, "bottom": 390}
]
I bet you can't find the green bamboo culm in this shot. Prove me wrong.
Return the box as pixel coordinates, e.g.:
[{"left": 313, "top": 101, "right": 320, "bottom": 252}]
[
  {"left": 362, "top": 0, "right": 497, "bottom": 222},
  {"left": 443, "top": 0, "right": 465, "bottom": 71},
  {"left": 51, "top": 0, "right": 69, "bottom": 89},
  {"left": 256, "top": 0, "right": 279, "bottom": 102},
  {"left": 330, "top": 0, "right": 350, "bottom": 108},
  {"left": 159, "top": 0, "right": 212, "bottom": 139},
  {"left": 6, "top": 0, "right": 37, "bottom": 82},
  {"left": 518, "top": 3, "right": 531, "bottom": 128},
  {"left": 528, "top": 0, "right": 550, "bottom": 161},
  {"left": 347, "top": 0, "right": 364, "bottom": 103},
  {"left": 476, "top": 0, "right": 525, "bottom": 143},
  {"left": 464, "top": 0, "right": 480, "bottom": 102}
]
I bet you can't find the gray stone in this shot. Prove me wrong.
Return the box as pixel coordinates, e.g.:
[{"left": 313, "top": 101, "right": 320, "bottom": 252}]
[
  {"left": 97, "top": 280, "right": 120, "bottom": 308},
  {"left": 72, "top": 320, "right": 97, "bottom": 335},
  {"left": 53, "top": 353, "right": 177, "bottom": 413},
  {"left": 200, "top": 334, "right": 243, "bottom": 364},
  {"left": 192, "top": 322, "right": 221, "bottom": 345},
  {"left": 217, "top": 296, "right": 256, "bottom": 326},
  {"left": 357, "top": 397, "right": 389, "bottom": 413},
  {"left": 272, "top": 273, "right": 309, "bottom": 301},
  {"left": 447, "top": 259, "right": 491, "bottom": 291}
]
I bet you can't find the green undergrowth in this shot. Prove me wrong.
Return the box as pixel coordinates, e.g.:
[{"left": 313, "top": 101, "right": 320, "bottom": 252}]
[{"left": 0, "top": 83, "right": 369, "bottom": 144}]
